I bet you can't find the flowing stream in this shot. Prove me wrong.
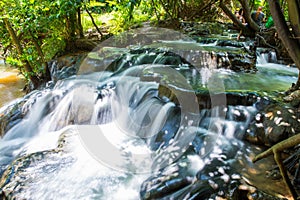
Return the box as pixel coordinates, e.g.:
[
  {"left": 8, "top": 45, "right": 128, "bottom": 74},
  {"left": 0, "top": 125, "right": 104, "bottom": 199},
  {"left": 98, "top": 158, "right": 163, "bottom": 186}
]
[
  {"left": 0, "top": 29, "right": 299, "bottom": 199},
  {"left": 0, "top": 61, "right": 25, "bottom": 108}
]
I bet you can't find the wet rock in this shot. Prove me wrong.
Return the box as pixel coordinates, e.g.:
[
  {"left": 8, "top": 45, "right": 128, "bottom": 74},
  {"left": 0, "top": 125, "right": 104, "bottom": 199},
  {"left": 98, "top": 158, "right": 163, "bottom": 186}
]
[
  {"left": 0, "top": 90, "right": 44, "bottom": 137},
  {"left": 106, "top": 48, "right": 192, "bottom": 73},
  {"left": 284, "top": 90, "right": 300, "bottom": 107},
  {"left": 246, "top": 104, "right": 300, "bottom": 146},
  {"left": 229, "top": 54, "right": 255, "bottom": 72},
  {"left": 195, "top": 92, "right": 270, "bottom": 110},
  {"left": 0, "top": 102, "right": 24, "bottom": 137},
  {"left": 217, "top": 40, "right": 243, "bottom": 48},
  {"left": 181, "top": 22, "right": 228, "bottom": 36},
  {"left": 158, "top": 81, "right": 272, "bottom": 113},
  {"left": 0, "top": 129, "right": 76, "bottom": 199},
  {"left": 50, "top": 85, "right": 100, "bottom": 130},
  {"left": 141, "top": 133, "right": 288, "bottom": 200},
  {"left": 75, "top": 39, "right": 99, "bottom": 51},
  {"left": 106, "top": 47, "right": 256, "bottom": 74},
  {"left": 48, "top": 53, "right": 86, "bottom": 82},
  {"left": 157, "top": 19, "right": 181, "bottom": 29}
]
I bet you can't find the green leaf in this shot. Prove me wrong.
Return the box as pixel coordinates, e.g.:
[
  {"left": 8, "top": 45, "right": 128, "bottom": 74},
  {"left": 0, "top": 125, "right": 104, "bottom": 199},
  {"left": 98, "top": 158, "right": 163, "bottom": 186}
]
[
  {"left": 92, "top": 2, "right": 107, "bottom": 7},
  {"left": 27, "top": 55, "right": 33, "bottom": 61},
  {"left": 106, "top": 0, "right": 117, "bottom": 6},
  {"left": 42, "top": 7, "right": 50, "bottom": 11},
  {"left": 6, "top": 57, "right": 23, "bottom": 67}
]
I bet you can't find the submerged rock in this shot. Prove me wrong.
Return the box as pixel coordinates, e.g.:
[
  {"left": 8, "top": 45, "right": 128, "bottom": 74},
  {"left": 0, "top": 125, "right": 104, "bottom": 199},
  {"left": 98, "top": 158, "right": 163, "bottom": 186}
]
[{"left": 48, "top": 53, "right": 86, "bottom": 82}]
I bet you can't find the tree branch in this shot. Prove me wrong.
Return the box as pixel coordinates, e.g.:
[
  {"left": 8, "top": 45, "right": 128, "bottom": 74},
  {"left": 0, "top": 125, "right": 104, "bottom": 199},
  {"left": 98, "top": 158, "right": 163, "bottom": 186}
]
[
  {"left": 238, "top": 0, "right": 260, "bottom": 31},
  {"left": 85, "top": 5, "right": 103, "bottom": 37},
  {"left": 3, "top": 18, "right": 40, "bottom": 88}
]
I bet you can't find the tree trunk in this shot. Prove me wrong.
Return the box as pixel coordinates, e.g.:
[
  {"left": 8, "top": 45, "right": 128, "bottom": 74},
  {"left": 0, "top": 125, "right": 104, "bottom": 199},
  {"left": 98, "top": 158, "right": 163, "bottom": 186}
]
[
  {"left": 85, "top": 6, "right": 103, "bottom": 37},
  {"left": 267, "top": 0, "right": 300, "bottom": 90},
  {"left": 3, "top": 18, "right": 40, "bottom": 88},
  {"left": 77, "top": 8, "right": 84, "bottom": 38},
  {"left": 239, "top": 0, "right": 260, "bottom": 31},
  {"left": 151, "top": 0, "right": 160, "bottom": 21},
  {"left": 287, "top": 0, "right": 300, "bottom": 40},
  {"left": 158, "top": 0, "right": 173, "bottom": 19},
  {"left": 29, "top": 30, "right": 51, "bottom": 81},
  {"left": 219, "top": 0, "right": 255, "bottom": 37},
  {"left": 65, "top": 14, "right": 77, "bottom": 51},
  {"left": 220, "top": 1, "right": 244, "bottom": 29}
]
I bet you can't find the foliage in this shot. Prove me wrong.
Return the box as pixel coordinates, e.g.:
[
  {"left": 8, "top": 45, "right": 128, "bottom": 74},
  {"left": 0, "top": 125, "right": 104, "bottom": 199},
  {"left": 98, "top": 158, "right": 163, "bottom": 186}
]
[
  {"left": 0, "top": 0, "right": 83, "bottom": 85},
  {"left": 81, "top": 12, "right": 104, "bottom": 32},
  {"left": 106, "top": 0, "right": 155, "bottom": 34},
  {"left": 151, "top": 0, "right": 222, "bottom": 22}
]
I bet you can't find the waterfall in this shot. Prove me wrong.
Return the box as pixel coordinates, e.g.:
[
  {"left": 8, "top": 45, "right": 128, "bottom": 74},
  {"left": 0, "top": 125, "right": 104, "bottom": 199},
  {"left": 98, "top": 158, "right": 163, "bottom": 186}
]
[
  {"left": 0, "top": 67, "right": 170, "bottom": 198},
  {"left": 0, "top": 57, "right": 204, "bottom": 198},
  {"left": 269, "top": 51, "right": 277, "bottom": 63},
  {"left": 0, "top": 29, "right": 299, "bottom": 199},
  {"left": 257, "top": 52, "right": 268, "bottom": 64},
  {"left": 256, "top": 50, "right": 277, "bottom": 64},
  {"left": 0, "top": 59, "right": 286, "bottom": 199}
]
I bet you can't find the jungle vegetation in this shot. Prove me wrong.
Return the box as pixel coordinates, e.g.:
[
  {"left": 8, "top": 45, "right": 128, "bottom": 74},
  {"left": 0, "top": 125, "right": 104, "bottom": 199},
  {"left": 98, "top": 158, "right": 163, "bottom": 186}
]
[{"left": 0, "top": 0, "right": 299, "bottom": 89}]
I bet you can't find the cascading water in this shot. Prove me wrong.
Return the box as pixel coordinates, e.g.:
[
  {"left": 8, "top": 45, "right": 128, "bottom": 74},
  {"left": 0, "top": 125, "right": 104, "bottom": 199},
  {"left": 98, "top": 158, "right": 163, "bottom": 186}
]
[
  {"left": 0, "top": 28, "right": 299, "bottom": 199},
  {"left": 0, "top": 75, "right": 156, "bottom": 199},
  {"left": 0, "top": 62, "right": 200, "bottom": 199},
  {"left": 257, "top": 50, "right": 278, "bottom": 64}
]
